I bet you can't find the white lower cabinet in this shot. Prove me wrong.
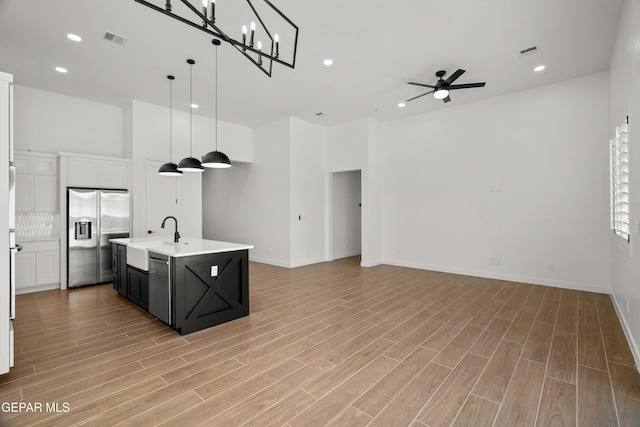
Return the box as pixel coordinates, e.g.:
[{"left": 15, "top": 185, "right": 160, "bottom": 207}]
[
  {"left": 15, "top": 252, "right": 36, "bottom": 289},
  {"left": 15, "top": 240, "right": 60, "bottom": 294},
  {"left": 36, "top": 250, "right": 59, "bottom": 286}
]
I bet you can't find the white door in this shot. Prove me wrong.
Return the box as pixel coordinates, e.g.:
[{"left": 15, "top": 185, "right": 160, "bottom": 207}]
[{"left": 145, "top": 160, "right": 177, "bottom": 239}]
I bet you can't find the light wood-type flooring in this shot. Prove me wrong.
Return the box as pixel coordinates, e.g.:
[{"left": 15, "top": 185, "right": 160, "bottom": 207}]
[{"left": 1, "top": 257, "right": 639, "bottom": 426}]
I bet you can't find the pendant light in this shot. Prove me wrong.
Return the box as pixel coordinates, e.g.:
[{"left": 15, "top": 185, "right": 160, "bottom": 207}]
[
  {"left": 178, "top": 59, "right": 204, "bottom": 173},
  {"left": 158, "top": 75, "right": 183, "bottom": 176},
  {"left": 202, "top": 39, "right": 231, "bottom": 169}
]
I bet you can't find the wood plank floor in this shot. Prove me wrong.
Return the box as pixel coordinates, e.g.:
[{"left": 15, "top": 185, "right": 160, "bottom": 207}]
[{"left": 1, "top": 257, "right": 639, "bottom": 426}]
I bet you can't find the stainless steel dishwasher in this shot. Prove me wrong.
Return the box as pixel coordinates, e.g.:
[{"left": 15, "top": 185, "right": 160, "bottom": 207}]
[{"left": 148, "top": 252, "right": 171, "bottom": 325}]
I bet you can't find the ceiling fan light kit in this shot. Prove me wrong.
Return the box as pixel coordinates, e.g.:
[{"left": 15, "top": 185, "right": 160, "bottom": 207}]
[
  {"left": 433, "top": 89, "right": 449, "bottom": 100},
  {"left": 133, "top": 0, "right": 299, "bottom": 77},
  {"left": 407, "top": 69, "right": 486, "bottom": 104}
]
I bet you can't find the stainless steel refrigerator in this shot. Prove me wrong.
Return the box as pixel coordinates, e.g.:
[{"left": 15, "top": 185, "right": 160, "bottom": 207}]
[{"left": 67, "top": 188, "right": 130, "bottom": 288}]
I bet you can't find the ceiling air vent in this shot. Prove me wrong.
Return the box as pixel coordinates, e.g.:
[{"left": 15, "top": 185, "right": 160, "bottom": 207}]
[
  {"left": 519, "top": 46, "right": 538, "bottom": 55},
  {"left": 103, "top": 31, "right": 128, "bottom": 45}
]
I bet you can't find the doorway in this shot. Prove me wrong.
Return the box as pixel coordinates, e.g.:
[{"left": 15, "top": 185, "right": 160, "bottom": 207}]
[{"left": 332, "top": 170, "right": 362, "bottom": 260}]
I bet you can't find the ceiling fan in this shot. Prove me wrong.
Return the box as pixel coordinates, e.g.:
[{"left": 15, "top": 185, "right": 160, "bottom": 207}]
[{"left": 407, "top": 69, "right": 486, "bottom": 103}]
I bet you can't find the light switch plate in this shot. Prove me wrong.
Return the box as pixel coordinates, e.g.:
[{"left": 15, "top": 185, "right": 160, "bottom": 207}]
[{"left": 210, "top": 265, "right": 218, "bottom": 277}]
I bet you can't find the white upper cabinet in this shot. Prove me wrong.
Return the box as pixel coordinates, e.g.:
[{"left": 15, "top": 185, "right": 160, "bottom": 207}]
[
  {"left": 99, "top": 160, "right": 128, "bottom": 189},
  {"left": 68, "top": 157, "right": 100, "bottom": 187},
  {"left": 34, "top": 175, "right": 57, "bottom": 211},
  {"left": 15, "top": 155, "right": 57, "bottom": 175},
  {"left": 15, "top": 173, "right": 34, "bottom": 212},
  {"left": 14, "top": 153, "right": 59, "bottom": 212},
  {"left": 67, "top": 156, "right": 129, "bottom": 189}
]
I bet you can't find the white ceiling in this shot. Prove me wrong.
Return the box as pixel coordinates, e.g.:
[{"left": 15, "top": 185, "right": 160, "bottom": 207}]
[{"left": 0, "top": 0, "right": 624, "bottom": 128}]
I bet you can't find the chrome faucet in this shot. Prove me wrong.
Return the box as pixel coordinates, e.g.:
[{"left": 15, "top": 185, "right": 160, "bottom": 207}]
[{"left": 161, "top": 216, "right": 180, "bottom": 243}]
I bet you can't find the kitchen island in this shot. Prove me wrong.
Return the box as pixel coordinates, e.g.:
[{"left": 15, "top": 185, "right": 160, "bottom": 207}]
[{"left": 110, "top": 237, "right": 253, "bottom": 335}]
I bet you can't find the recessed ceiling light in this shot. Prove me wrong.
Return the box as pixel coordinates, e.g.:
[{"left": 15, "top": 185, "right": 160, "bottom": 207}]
[
  {"left": 397, "top": 102, "right": 406, "bottom": 108},
  {"left": 190, "top": 104, "right": 199, "bottom": 109},
  {"left": 533, "top": 65, "right": 546, "bottom": 72},
  {"left": 323, "top": 59, "right": 333, "bottom": 66},
  {"left": 55, "top": 67, "right": 68, "bottom": 73},
  {"left": 67, "top": 33, "right": 82, "bottom": 42}
]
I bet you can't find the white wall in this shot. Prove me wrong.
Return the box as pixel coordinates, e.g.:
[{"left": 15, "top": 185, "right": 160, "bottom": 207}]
[
  {"left": 290, "top": 118, "right": 327, "bottom": 267},
  {"left": 203, "top": 117, "right": 291, "bottom": 265},
  {"left": 609, "top": 0, "right": 640, "bottom": 365},
  {"left": 13, "top": 85, "right": 123, "bottom": 157},
  {"left": 333, "top": 170, "right": 362, "bottom": 259},
  {"left": 381, "top": 72, "right": 611, "bottom": 293}
]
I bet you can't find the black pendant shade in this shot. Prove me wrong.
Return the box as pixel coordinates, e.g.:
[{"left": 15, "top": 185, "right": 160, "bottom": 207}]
[
  {"left": 202, "top": 40, "right": 232, "bottom": 170},
  {"left": 158, "top": 75, "right": 183, "bottom": 176},
  {"left": 202, "top": 150, "right": 231, "bottom": 168},
  {"left": 177, "top": 156, "right": 204, "bottom": 172},
  {"left": 158, "top": 161, "right": 183, "bottom": 176},
  {"left": 177, "top": 59, "right": 204, "bottom": 173}
]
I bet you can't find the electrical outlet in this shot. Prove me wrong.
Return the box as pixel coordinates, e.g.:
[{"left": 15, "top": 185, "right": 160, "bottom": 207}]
[
  {"left": 210, "top": 265, "right": 218, "bottom": 277},
  {"left": 490, "top": 258, "right": 502, "bottom": 265}
]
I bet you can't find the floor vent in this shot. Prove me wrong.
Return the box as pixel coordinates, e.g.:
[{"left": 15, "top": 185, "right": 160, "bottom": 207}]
[{"left": 103, "top": 31, "right": 128, "bottom": 45}]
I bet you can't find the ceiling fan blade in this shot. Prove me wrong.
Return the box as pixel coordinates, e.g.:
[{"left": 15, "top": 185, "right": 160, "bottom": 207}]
[
  {"left": 408, "top": 82, "right": 437, "bottom": 89},
  {"left": 447, "top": 82, "right": 486, "bottom": 90},
  {"left": 407, "top": 91, "right": 434, "bottom": 102},
  {"left": 443, "top": 95, "right": 451, "bottom": 103},
  {"left": 444, "top": 69, "right": 465, "bottom": 85}
]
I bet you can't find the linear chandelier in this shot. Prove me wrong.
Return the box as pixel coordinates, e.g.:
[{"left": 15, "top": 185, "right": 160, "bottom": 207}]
[{"left": 133, "top": 0, "right": 299, "bottom": 77}]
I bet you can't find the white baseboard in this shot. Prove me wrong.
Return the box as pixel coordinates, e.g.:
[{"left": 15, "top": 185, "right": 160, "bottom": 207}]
[
  {"left": 249, "top": 255, "right": 328, "bottom": 269},
  {"left": 290, "top": 257, "right": 329, "bottom": 268},
  {"left": 381, "top": 258, "right": 610, "bottom": 294},
  {"left": 610, "top": 293, "right": 640, "bottom": 370},
  {"left": 16, "top": 283, "right": 59, "bottom": 295},
  {"left": 333, "top": 250, "right": 362, "bottom": 260},
  {"left": 249, "top": 256, "right": 291, "bottom": 268}
]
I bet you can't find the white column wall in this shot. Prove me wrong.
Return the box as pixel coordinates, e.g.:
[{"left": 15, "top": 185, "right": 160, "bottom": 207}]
[{"left": 290, "top": 118, "right": 327, "bottom": 267}]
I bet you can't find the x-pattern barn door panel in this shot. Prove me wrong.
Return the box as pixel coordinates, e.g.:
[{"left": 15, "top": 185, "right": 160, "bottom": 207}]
[{"left": 172, "top": 250, "right": 249, "bottom": 335}]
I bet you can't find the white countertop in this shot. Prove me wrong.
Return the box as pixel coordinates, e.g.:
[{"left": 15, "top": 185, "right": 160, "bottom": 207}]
[{"left": 110, "top": 237, "right": 253, "bottom": 258}]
